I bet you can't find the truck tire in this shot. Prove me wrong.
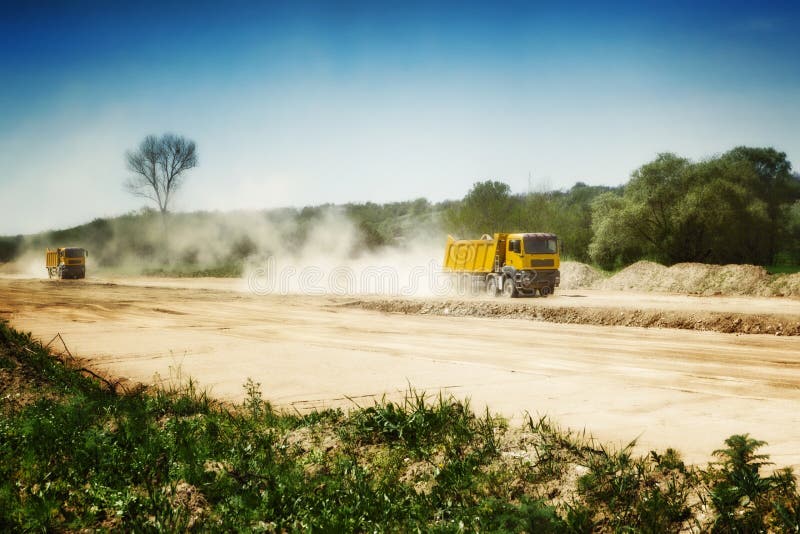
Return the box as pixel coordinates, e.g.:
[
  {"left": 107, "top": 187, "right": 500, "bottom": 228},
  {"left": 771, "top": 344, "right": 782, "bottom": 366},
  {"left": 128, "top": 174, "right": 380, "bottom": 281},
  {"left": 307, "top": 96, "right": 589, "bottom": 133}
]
[
  {"left": 486, "top": 276, "right": 500, "bottom": 297},
  {"left": 502, "top": 278, "right": 517, "bottom": 298},
  {"left": 540, "top": 285, "right": 552, "bottom": 297}
]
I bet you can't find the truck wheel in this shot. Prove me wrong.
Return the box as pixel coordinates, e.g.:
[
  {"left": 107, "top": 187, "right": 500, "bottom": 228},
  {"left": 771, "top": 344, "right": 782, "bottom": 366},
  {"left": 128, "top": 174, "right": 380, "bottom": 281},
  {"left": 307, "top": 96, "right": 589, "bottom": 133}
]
[
  {"left": 486, "top": 277, "right": 499, "bottom": 297},
  {"left": 540, "top": 285, "right": 552, "bottom": 297},
  {"left": 502, "top": 278, "right": 517, "bottom": 298}
]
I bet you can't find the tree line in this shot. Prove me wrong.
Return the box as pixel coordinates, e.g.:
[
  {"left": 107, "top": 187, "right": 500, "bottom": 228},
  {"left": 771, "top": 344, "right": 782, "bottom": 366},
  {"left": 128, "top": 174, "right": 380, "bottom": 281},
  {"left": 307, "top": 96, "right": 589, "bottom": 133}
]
[
  {"left": 445, "top": 146, "right": 800, "bottom": 269},
  {"left": 1, "top": 144, "right": 798, "bottom": 271}
]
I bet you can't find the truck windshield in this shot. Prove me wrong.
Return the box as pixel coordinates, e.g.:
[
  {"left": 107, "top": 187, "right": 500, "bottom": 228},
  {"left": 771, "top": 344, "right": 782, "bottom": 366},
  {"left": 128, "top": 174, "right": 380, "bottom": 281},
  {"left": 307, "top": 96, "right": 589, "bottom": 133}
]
[
  {"left": 64, "top": 248, "right": 85, "bottom": 258},
  {"left": 523, "top": 237, "right": 557, "bottom": 254}
]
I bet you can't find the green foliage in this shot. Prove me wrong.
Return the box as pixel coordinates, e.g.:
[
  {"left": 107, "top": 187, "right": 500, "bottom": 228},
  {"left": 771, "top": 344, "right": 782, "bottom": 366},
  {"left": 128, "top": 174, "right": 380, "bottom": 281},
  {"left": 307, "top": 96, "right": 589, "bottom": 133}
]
[
  {"left": 445, "top": 180, "right": 516, "bottom": 236},
  {"left": 444, "top": 180, "right": 612, "bottom": 262},
  {"left": 344, "top": 198, "right": 442, "bottom": 249},
  {"left": 2, "top": 321, "right": 800, "bottom": 531},
  {"left": 578, "top": 442, "right": 693, "bottom": 532},
  {"left": 706, "top": 434, "right": 800, "bottom": 532},
  {"left": 0, "top": 235, "right": 23, "bottom": 263},
  {"left": 4, "top": 146, "right": 796, "bottom": 273},
  {"left": 589, "top": 148, "right": 800, "bottom": 269},
  {"left": 588, "top": 191, "right": 646, "bottom": 269},
  {"left": 512, "top": 183, "right": 615, "bottom": 262},
  {"left": 778, "top": 200, "right": 800, "bottom": 265},
  {"left": 344, "top": 391, "right": 476, "bottom": 453}
]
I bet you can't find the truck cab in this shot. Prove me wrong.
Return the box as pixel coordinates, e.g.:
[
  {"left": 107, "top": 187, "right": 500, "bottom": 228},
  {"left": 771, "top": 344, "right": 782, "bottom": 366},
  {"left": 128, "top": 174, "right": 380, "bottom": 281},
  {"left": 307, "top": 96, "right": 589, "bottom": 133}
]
[{"left": 501, "top": 233, "right": 560, "bottom": 296}]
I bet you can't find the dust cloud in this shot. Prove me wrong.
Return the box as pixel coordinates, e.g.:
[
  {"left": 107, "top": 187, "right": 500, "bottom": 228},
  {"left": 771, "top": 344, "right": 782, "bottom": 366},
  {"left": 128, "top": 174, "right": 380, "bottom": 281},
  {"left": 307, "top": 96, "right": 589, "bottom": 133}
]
[
  {"left": 0, "top": 250, "right": 47, "bottom": 279},
  {"left": 243, "top": 209, "right": 450, "bottom": 297},
  {"left": 3, "top": 207, "right": 453, "bottom": 296}
]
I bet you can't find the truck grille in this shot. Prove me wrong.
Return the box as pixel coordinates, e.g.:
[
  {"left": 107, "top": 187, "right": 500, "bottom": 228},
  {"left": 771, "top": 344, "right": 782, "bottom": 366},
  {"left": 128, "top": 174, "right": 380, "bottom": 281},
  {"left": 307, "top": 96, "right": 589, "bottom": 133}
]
[{"left": 531, "top": 259, "right": 554, "bottom": 267}]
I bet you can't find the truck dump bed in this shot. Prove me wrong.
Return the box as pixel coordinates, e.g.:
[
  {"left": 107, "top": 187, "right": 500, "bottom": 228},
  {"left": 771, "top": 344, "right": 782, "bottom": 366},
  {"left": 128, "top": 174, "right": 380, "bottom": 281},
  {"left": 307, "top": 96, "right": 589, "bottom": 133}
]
[
  {"left": 46, "top": 249, "right": 59, "bottom": 269},
  {"left": 443, "top": 235, "right": 500, "bottom": 273}
]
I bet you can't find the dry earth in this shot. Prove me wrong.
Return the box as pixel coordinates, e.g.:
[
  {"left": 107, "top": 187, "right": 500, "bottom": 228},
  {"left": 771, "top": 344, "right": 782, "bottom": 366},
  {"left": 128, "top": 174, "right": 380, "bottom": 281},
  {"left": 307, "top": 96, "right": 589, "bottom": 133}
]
[
  {"left": 561, "top": 260, "right": 800, "bottom": 296},
  {"left": 1, "top": 275, "right": 799, "bottom": 470}
]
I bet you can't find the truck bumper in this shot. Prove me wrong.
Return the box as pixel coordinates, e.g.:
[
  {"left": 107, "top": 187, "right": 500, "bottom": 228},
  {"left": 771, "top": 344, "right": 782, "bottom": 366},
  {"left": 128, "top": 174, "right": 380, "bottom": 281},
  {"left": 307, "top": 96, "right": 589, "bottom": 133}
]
[
  {"left": 60, "top": 265, "right": 86, "bottom": 279},
  {"left": 516, "top": 269, "right": 559, "bottom": 293}
]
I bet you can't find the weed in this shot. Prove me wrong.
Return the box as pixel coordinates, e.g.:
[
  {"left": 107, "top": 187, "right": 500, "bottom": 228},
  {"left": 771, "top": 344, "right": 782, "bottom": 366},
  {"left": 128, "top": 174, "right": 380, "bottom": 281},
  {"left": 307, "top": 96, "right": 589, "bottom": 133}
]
[{"left": 705, "top": 434, "right": 800, "bottom": 532}]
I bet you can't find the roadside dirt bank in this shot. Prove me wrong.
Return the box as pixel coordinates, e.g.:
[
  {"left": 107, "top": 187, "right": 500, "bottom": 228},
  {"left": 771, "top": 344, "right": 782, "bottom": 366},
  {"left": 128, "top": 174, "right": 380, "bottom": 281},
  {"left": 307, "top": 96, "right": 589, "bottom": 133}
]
[{"left": 349, "top": 297, "right": 800, "bottom": 335}]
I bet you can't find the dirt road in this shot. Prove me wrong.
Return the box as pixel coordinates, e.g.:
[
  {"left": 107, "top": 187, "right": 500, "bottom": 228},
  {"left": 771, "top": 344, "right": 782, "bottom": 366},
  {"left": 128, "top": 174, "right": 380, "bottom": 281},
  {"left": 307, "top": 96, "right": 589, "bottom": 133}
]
[{"left": 2, "top": 275, "right": 799, "bottom": 468}]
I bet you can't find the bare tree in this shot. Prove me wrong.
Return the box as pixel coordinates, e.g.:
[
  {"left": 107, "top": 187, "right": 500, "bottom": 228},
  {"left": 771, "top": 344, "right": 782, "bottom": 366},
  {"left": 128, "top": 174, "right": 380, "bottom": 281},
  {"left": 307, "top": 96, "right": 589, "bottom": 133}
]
[{"left": 124, "top": 133, "right": 198, "bottom": 215}]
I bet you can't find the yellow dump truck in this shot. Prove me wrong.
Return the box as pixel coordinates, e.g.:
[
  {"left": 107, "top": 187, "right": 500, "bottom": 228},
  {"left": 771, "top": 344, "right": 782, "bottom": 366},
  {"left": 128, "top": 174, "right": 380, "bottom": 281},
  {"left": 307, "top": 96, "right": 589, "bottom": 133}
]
[
  {"left": 443, "top": 233, "right": 560, "bottom": 297},
  {"left": 46, "top": 248, "right": 87, "bottom": 279}
]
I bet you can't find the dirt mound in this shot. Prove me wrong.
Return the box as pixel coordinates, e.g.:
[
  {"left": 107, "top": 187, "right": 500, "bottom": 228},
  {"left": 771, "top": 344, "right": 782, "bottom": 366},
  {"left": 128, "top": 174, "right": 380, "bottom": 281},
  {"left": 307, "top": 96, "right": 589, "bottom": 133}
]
[
  {"left": 559, "top": 261, "right": 604, "bottom": 289},
  {"left": 350, "top": 298, "right": 800, "bottom": 336},
  {"left": 769, "top": 272, "right": 800, "bottom": 297},
  {"left": 564, "top": 260, "right": 800, "bottom": 297},
  {"left": 595, "top": 261, "right": 668, "bottom": 291}
]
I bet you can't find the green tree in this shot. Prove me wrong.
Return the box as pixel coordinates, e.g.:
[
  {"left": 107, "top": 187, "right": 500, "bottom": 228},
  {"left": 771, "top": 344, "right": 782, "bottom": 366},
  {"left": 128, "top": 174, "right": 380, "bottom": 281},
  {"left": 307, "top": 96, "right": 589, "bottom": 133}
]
[
  {"left": 588, "top": 191, "right": 646, "bottom": 269},
  {"left": 445, "top": 180, "right": 516, "bottom": 236},
  {"left": 552, "top": 183, "right": 614, "bottom": 262},
  {"left": 679, "top": 157, "right": 770, "bottom": 264},
  {"left": 588, "top": 153, "right": 690, "bottom": 268},
  {"left": 0, "top": 235, "right": 23, "bottom": 263},
  {"left": 620, "top": 153, "right": 692, "bottom": 262},
  {"left": 782, "top": 200, "right": 800, "bottom": 264},
  {"left": 722, "top": 147, "right": 800, "bottom": 264},
  {"left": 589, "top": 148, "right": 797, "bottom": 268}
]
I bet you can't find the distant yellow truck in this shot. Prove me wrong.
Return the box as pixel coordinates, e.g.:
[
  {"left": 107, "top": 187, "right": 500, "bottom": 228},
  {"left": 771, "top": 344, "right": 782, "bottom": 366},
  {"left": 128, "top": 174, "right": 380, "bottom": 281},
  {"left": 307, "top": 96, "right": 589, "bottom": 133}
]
[
  {"left": 46, "top": 248, "right": 87, "bottom": 279},
  {"left": 443, "top": 233, "right": 560, "bottom": 297}
]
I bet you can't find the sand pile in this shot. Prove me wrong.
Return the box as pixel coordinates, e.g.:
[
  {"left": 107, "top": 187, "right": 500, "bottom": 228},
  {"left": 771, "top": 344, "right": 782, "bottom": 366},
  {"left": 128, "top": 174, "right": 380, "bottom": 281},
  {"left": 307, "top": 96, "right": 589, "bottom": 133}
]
[
  {"left": 562, "top": 260, "right": 800, "bottom": 297},
  {"left": 559, "top": 261, "right": 604, "bottom": 289},
  {"left": 770, "top": 273, "right": 800, "bottom": 297}
]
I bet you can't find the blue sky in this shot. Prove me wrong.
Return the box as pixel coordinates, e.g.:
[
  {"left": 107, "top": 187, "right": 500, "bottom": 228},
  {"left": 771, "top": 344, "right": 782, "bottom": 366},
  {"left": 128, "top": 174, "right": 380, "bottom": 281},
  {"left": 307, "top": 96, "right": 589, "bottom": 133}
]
[{"left": 1, "top": 0, "right": 799, "bottom": 234}]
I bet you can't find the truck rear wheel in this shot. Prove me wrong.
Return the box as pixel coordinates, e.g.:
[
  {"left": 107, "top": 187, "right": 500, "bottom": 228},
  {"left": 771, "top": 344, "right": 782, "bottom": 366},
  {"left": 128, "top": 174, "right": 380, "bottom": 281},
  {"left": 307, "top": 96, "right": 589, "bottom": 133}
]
[
  {"left": 486, "top": 277, "right": 500, "bottom": 297},
  {"left": 502, "top": 278, "right": 517, "bottom": 298}
]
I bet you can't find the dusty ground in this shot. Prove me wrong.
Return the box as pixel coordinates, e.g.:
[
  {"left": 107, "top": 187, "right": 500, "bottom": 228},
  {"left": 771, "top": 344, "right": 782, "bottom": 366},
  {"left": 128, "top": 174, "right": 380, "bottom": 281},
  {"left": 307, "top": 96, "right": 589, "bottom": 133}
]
[{"left": 1, "top": 275, "right": 799, "bottom": 469}]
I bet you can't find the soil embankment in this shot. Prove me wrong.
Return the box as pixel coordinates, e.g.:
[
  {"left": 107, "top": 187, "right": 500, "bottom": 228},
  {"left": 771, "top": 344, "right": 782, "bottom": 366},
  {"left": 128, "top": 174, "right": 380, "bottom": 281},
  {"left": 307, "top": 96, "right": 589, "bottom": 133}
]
[
  {"left": 350, "top": 296, "right": 800, "bottom": 335},
  {"left": 561, "top": 260, "right": 800, "bottom": 297}
]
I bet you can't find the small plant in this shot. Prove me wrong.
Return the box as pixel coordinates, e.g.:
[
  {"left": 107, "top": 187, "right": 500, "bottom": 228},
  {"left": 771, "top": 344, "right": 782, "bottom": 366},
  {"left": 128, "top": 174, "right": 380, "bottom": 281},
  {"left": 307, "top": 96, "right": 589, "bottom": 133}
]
[
  {"left": 343, "top": 389, "right": 475, "bottom": 455},
  {"left": 706, "top": 434, "right": 800, "bottom": 532},
  {"left": 243, "top": 377, "right": 265, "bottom": 417},
  {"left": 578, "top": 441, "right": 693, "bottom": 532}
]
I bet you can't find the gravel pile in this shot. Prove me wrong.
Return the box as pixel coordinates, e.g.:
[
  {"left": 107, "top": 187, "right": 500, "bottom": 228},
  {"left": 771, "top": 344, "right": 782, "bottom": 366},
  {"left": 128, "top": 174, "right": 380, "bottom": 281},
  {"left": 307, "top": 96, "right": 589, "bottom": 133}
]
[
  {"left": 559, "top": 261, "right": 604, "bottom": 289},
  {"left": 562, "top": 260, "right": 800, "bottom": 297}
]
